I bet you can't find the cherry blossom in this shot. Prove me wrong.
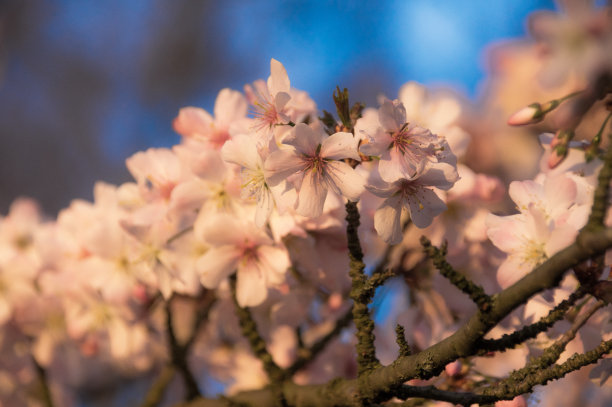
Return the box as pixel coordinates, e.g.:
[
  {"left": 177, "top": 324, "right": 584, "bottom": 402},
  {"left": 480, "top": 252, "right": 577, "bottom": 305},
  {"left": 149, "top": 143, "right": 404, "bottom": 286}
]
[
  {"left": 358, "top": 99, "right": 455, "bottom": 182},
  {"left": 264, "top": 123, "right": 365, "bottom": 218},
  {"left": 367, "top": 162, "right": 459, "bottom": 244},
  {"left": 196, "top": 213, "right": 289, "bottom": 307}
]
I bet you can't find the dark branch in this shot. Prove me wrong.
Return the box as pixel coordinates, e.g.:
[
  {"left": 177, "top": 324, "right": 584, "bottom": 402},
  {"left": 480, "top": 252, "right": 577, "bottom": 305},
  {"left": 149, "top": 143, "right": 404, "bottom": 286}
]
[
  {"left": 346, "top": 200, "right": 381, "bottom": 375},
  {"left": 421, "top": 237, "right": 492, "bottom": 312},
  {"left": 477, "top": 285, "right": 589, "bottom": 353},
  {"left": 229, "top": 275, "right": 285, "bottom": 383},
  {"left": 287, "top": 306, "right": 354, "bottom": 376},
  {"left": 165, "top": 301, "right": 201, "bottom": 400},
  {"left": 396, "top": 385, "right": 496, "bottom": 407},
  {"left": 139, "top": 364, "right": 176, "bottom": 407}
]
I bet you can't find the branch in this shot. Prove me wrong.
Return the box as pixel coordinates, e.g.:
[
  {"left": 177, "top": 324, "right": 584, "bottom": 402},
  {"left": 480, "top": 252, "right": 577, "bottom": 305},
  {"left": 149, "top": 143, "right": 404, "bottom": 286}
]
[
  {"left": 32, "top": 356, "right": 55, "bottom": 407},
  {"left": 585, "top": 120, "right": 612, "bottom": 230},
  {"left": 421, "top": 237, "right": 491, "bottom": 312},
  {"left": 395, "top": 385, "right": 495, "bottom": 407},
  {"left": 482, "top": 338, "right": 612, "bottom": 400},
  {"left": 499, "top": 299, "right": 605, "bottom": 385},
  {"left": 139, "top": 364, "right": 176, "bottom": 407},
  {"left": 165, "top": 300, "right": 201, "bottom": 400},
  {"left": 477, "top": 285, "right": 589, "bottom": 353},
  {"left": 345, "top": 200, "right": 381, "bottom": 375},
  {"left": 287, "top": 306, "right": 354, "bottom": 376},
  {"left": 229, "top": 275, "right": 285, "bottom": 383}
]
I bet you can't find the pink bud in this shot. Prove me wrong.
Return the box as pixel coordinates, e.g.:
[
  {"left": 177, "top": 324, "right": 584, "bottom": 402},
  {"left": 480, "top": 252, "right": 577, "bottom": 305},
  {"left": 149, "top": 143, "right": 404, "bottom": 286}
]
[
  {"left": 328, "top": 292, "right": 343, "bottom": 310},
  {"left": 495, "top": 395, "right": 527, "bottom": 407},
  {"left": 444, "top": 360, "right": 462, "bottom": 377},
  {"left": 507, "top": 104, "right": 542, "bottom": 126},
  {"left": 547, "top": 148, "right": 567, "bottom": 169}
]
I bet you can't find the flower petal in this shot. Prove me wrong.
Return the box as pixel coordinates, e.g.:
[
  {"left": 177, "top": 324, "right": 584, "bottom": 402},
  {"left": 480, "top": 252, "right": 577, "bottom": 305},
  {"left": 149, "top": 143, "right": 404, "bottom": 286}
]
[
  {"left": 374, "top": 195, "right": 403, "bottom": 244},
  {"left": 284, "top": 123, "right": 321, "bottom": 155},
  {"left": 407, "top": 187, "right": 446, "bottom": 228},
  {"left": 324, "top": 161, "right": 365, "bottom": 201},
  {"left": 196, "top": 246, "right": 240, "bottom": 288},
  {"left": 296, "top": 170, "right": 327, "bottom": 217},
  {"left": 214, "top": 88, "right": 248, "bottom": 127},
  {"left": 321, "top": 132, "right": 361, "bottom": 161},
  {"left": 264, "top": 148, "right": 303, "bottom": 186},
  {"left": 268, "top": 58, "right": 291, "bottom": 95},
  {"left": 236, "top": 262, "right": 269, "bottom": 307}
]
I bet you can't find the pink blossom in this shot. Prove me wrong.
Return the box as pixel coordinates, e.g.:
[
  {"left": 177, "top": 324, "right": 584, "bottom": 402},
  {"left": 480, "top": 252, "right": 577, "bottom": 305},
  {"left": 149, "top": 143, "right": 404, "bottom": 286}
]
[
  {"left": 264, "top": 123, "right": 364, "bottom": 218},
  {"left": 173, "top": 88, "right": 248, "bottom": 148},
  {"left": 196, "top": 214, "right": 289, "bottom": 307},
  {"left": 367, "top": 162, "right": 458, "bottom": 244},
  {"left": 487, "top": 172, "right": 590, "bottom": 290},
  {"left": 245, "top": 58, "right": 292, "bottom": 133},
  {"left": 358, "top": 99, "right": 455, "bottom": 182}
]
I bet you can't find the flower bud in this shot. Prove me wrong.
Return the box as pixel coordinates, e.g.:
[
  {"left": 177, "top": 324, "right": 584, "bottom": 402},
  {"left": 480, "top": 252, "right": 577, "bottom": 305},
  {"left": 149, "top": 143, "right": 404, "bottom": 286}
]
[
  {"left": 507, "top": 103, "right": 543, "bottom": 126},
  {"left": 548, "top": 145, "right": 568, "bottom": 169},
  {"left": 444, "top": 360, "right": 462, "bottom": 377}
]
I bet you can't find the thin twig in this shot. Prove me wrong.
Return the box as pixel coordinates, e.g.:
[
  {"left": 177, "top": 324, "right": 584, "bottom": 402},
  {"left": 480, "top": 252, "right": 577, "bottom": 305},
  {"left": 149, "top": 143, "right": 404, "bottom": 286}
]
[
  {"left": 32, "top": 356, "right": 55, "bottom": 407},
  {"left": 229, "top": 275, "right": 285, "bottom": 383},
  {"left": 477, "top": 285, "right": 589, "bottom": 353},
  {"left": 139, "top": 364, "right": 176, "bottom": 407},
  {"left": 286, "top": 305, "right": 354, "bottom": 376},
  {"left": 165, "top": 300, "right": 201, "bottom": 400}
]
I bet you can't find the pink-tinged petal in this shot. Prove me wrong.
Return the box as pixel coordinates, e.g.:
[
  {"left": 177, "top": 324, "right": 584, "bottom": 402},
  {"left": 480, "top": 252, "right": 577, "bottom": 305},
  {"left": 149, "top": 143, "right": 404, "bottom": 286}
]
[
  {"left": 525, "top": 204, "right": 550, "bottom": 244},
  {"left": 359, "top": 127, "right": 391, "bottom": 156},
  {"left": 236, "top": 262, "right": 269, "bottom": 307},
  {"left": 497, "top": 256, "right": 531, "bottom": 289},
  {"left": 374, "top": 195, "right": 403, "bottom": 244},
  {"left": 398, "top": 81, "right": 426, "bottom": 119},
  {"left": 169, "top": 179, "right": 210, "bottom": 213},
  {"left": 257, "top": 245, "right": 290, "bottom": 284},
  {"left": 495, "top": 396, "right": 527, "bottom": 407},
  {"left": 486, "top": 214, "right": 526, "bottom": 253},
  {"left": 544, "top": 225, "right": 577, "bottom": 257},
  {"left": 196, "top": 246, "right": 240, "bottom": 288},
  {"left": 378, "top": 99, "right": 406, "bottom": 131},
  {"left": 197, "top": 214, "right": 244, "bottom": 246},
  {"left": 214, "top": 88, "right": 247, "bottom": 127},
  {"left": 544, "top": 175, "right": 577, "bottom": 216},
  {"left": 173, "top": 107, "right": 213, "bottom": 137},
  {"left": 274, "top": 92, "right": 291, "bottom": 113},
  {"left": 264, "top": 148, "right": 304, "bottom": 186},
  {"left": 284, "top": 123, "right": 321, "bottom": 155},
  {"left": 564, "top": 204, "right": 589, "bottom": 230},
  {"left": 427, "top": 97, "right": 461, "bottom": 129},
  {"left": 417, "top": 162, "right": 459, "bottom": 190},
  {"left": 222, "top": 134, "right": 260, "bottom": 170},
  {"left": 324, "top": 161, "right": 365, "bottom": 201},
  {"left": 321, "top": 132, "right": 361, "bottom": 161},
  {"left": 378, "top": 149, "right": 407, "bottom": 183},
  {"left": 509, "top": 180, "right": 542, "bottom": 212},
  {"left": 354, "top": 108, "right": 380, "bottom": 142},
  {"left": 268, "top": 58, "right": 290, "bottom": 95},
  {"left": 296, "top": 170, "right": 327, "bottom": 218},
  {"left": 406, "top": 187, "right": 446, "bottom": 228},
  {"left": 365, "top": 178, "right": 398, "bottom": 199},
  {"left": 254, "top": 188, "right": 274, "bottom": 228}
]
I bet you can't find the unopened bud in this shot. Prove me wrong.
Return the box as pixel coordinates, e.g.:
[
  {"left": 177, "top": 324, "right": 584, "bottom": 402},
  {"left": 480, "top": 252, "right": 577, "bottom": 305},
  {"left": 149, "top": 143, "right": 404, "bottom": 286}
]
[
  {"left": 444, "top": 360, "right": 462, "bottom": 377},
  {"left": 507, "top": 103, "right": 543, "bottom": 126},
  {"left": 548, "top": 145, "right": 568, "bottom": 169},
  {"left": 548, "top": 129, "right": 573, "bottom": 169}
]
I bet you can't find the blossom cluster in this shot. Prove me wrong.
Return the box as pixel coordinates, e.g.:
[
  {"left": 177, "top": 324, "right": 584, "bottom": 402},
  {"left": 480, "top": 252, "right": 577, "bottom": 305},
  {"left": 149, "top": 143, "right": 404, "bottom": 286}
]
[{"left": 0, "top": 2, "right": 611, "bottom": 406}]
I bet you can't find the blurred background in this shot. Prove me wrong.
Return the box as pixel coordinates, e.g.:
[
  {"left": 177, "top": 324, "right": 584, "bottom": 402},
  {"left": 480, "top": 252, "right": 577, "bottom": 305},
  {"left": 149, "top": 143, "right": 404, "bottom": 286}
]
[{"left": 0, "top": 0, "right": 557, "bottom": 216}]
